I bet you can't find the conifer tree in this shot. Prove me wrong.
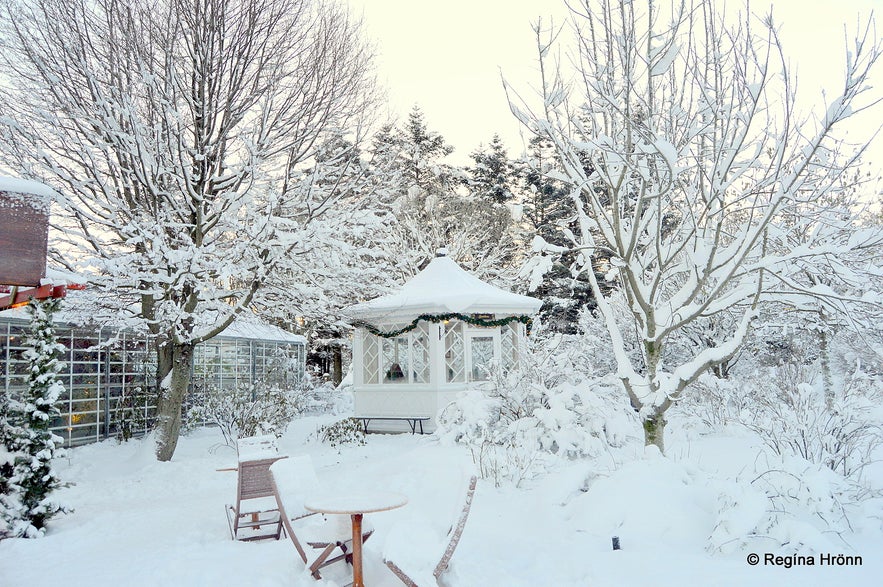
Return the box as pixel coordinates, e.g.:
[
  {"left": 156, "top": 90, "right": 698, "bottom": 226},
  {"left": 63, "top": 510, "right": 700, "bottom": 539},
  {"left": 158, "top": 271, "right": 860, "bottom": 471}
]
[
  {"left": 0, "top": 298, "right": 66, "bottom": 539},
  {"left": 468, "top": 134, "right": 516, "bottom": 203},
  {"left": 400, "top": 106, "right": 455, "bottom": 192},
  {"left": 364, "top": 111, "right": 515, "bottom": 280},
  {"left": 518, "top": 135, "right": 600, "bottom": 333}
]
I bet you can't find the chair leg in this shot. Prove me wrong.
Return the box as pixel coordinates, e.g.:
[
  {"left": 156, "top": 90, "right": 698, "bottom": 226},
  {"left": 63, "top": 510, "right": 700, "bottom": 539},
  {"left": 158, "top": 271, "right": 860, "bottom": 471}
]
[
  {"left": 309, "top": 544, "right": 340, "bottom": 579},
  {"left": 385, "top": 559, "right": 420, "bottom": 587},
  {"left": 226, "top": 505, "right": 237, "bottom": 540}
]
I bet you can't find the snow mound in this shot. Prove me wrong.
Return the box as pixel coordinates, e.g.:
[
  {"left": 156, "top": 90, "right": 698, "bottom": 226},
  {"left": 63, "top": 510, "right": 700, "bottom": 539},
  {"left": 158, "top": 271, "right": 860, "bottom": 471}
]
[{"left": 566, "top": 452, "right": 716, "bottom": 551}]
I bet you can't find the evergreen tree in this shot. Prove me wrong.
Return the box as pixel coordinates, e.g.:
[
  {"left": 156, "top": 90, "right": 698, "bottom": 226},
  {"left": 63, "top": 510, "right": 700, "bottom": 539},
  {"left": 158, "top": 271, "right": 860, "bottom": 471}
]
[
  {"left": 400, "top": 105, "right": 455, "bottom": 192},
  {"left": 468, "top": 134, "right": 516, "bottom": 203},
  {"left": 0, "top": 298, "right": 66, "bottom": 539},
  {"left": 365, "top": 110, "right": 517, "bottom": 279},
  {"left": 517, "top": 135, "right": 600, "bottom": 333}
]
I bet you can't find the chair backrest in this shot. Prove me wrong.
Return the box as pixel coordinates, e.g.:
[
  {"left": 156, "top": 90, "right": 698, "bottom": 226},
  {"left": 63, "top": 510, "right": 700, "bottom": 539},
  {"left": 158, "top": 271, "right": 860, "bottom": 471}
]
[
  {"left": 234, "top": 435, "right": 285, "bottom": 502},
  {"left": 269, "top": 455, "right": 322, "bottom": 519},
  {"left": 237, "top": 456, "right": 286, "bottom": 501},
  {"left": 433, "top": 475, "right": 478, "bottom": 578}
]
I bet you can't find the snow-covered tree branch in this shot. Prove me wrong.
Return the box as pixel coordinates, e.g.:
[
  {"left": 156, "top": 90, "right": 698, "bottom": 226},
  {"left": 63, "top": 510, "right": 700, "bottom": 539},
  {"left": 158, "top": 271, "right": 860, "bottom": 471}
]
[
  {"left": 509, "top": 0, "right": 882, "bottom": 451},
  {"left": 0, "top": 0, "right": 379, "bottom": 460}
]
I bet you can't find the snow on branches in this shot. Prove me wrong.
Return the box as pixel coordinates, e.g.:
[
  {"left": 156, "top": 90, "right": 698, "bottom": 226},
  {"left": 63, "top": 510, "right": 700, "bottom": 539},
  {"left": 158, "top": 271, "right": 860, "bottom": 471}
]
[{"left": 507, "top": 0, "right": 883, "bottom": 451}]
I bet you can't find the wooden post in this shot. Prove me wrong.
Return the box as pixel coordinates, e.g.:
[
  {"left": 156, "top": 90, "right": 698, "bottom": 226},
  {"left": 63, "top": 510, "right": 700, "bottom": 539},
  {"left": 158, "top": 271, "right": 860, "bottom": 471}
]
[{"left": 352, "top": 513, "right": 364, "bottom": 587}]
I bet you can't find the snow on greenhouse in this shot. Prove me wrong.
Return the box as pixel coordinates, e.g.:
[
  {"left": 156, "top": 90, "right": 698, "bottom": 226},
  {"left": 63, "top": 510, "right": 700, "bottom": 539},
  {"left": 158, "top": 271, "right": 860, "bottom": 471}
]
[
  {"left": 345, "top": 249, "right": 541, "bottom": 432},
  {"left": 0, "top": 293, "right": 306, "bottom": 447}
]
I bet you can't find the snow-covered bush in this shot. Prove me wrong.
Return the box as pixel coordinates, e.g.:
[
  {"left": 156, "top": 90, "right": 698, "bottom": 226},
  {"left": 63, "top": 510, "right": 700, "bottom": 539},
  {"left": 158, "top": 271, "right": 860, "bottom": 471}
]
[
  {"left": 314, "top": 418, "right": 366, "bottom": 448},
  {"left": 436, "top": 334, "right": 638, "bottom": 486},
  {"left": 113, "top": 385, "right": 150, "bottom": 443},
  {"left": 186, "top": 382, "right": 305, "bottom": 446},
  {"left": 664, "top": 300, "right": 883, "bottom": 554},
  {"left": 0, "top": 299, "right": 67, "bottom": 539},
  {"left": 707, "top": 451, "right": 877, "bottom": 555},
  {"left": 299, "top": 375, "right": 348, "bottom": 415},
  {"left": 688, "top": 363, "right": 883, "bottom": 483}
]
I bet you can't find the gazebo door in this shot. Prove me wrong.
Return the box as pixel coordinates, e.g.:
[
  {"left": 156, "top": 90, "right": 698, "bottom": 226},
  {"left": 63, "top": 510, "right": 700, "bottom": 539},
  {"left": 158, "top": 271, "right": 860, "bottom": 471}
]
[{"left": 465, "top": 331, "right": 499, "bottom": 382}]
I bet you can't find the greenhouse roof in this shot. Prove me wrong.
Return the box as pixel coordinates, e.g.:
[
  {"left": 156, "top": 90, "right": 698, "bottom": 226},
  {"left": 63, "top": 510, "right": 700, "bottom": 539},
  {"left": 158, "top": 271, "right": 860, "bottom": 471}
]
[{"left": 0, "top": 288, "right": 305, "bottom": 344}]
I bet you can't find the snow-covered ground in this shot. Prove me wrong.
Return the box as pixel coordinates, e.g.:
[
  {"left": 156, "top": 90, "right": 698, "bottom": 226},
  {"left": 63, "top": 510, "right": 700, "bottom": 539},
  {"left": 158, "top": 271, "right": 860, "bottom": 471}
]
[{"left": 1, "top": 415, "right": 880, "bottom": 587}]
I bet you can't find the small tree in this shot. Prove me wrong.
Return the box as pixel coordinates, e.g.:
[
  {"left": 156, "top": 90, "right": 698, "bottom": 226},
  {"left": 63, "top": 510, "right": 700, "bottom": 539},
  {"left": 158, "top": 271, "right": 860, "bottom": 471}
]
[{"left": 0, "top": 298, "right": 66, "bottom": 539}]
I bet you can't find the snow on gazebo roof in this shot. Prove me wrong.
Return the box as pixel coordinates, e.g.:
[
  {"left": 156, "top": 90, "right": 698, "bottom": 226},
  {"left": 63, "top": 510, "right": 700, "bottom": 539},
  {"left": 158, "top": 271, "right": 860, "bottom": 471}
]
[{"left": 345, "top": 250, "right": 542, "bottom": 322}]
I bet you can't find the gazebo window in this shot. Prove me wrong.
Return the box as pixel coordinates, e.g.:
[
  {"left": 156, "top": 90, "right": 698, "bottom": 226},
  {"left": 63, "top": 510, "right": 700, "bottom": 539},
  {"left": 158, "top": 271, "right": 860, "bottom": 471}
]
[
  {"left": 382, "top": 336, "right": 409, "bottom": 383},
  {"left": 362, "top": 333, "right": 380, "bottom": 384},
  {"left": 501, "top": 322, "right": 519, "bottom": 372},
  {"left": 468, "top": 334, "right": 495, "bottom": 381},
  {"left": 362, "top": 324, "right": 432, "bottom": 385},
  {"left": 444, "top": 322, "right": 465, "bottom": 383},
  {"left": 411, "top": 322, "right": 430, "bottom": 383}
]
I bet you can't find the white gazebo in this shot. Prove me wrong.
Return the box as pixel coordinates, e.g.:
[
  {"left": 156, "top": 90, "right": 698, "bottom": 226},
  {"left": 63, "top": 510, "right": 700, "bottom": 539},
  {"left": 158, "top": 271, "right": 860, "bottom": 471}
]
[{"left": 345, "top": 250, "right": 542, "bottom": 433}]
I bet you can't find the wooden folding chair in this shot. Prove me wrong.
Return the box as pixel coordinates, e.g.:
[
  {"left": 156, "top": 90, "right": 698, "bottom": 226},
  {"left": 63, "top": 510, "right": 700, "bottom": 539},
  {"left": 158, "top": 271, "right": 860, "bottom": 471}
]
[
  {"left": 383, "top": 476, "right": 478, "bottom": 587},
  {"left": 225, "top": 435, "right": 287, "bottom": 541},
  {"left": 270, "top": 455, "right": 374, "bottom": 580}
]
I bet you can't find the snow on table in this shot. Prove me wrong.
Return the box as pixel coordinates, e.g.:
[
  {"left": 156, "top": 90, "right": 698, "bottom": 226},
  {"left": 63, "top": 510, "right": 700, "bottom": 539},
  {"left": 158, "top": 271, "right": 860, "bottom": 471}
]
[{"left": 304, "top": 491, "right": 408, "bottom": 515}]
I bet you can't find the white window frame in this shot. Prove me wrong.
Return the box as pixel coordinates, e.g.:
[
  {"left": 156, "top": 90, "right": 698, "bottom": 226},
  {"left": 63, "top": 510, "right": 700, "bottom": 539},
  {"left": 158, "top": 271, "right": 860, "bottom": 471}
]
[{"left": 463, "top": 327, "right": 501, "bottom": 382}]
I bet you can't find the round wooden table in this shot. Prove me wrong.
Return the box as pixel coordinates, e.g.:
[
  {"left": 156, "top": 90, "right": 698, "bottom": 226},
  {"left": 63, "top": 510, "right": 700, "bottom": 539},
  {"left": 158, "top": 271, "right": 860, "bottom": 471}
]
[{"left": 304, "top": 491, "right": 408, "bottom": 587}]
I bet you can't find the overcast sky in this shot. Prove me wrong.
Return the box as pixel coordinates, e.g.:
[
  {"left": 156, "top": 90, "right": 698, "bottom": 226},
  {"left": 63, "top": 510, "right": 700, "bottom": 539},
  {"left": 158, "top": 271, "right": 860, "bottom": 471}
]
[{"left": 349, "top": 0, "right": 882, "bottom": 173}]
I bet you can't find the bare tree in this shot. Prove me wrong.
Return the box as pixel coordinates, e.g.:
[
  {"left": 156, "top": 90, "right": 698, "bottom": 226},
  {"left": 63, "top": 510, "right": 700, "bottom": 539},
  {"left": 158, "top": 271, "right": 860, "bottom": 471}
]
[
  {"left": 0, "top": 0, "right": 378, "bottom": 460},
  {"left": 509, "top": 0, "right": 882, "bottom": 452}
]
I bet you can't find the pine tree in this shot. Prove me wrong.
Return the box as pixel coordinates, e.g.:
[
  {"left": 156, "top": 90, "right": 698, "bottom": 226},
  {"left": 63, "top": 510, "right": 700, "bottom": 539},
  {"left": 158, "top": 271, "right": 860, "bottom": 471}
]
[
  {"left": 400, "top": 105, "right": 455, "bottom": 192},
  {"left": 0, "top": 372, "right": 15, "bottom": 537},
  {"left": 468, "top": 134, "right": 516, "bottom": 203},
  {"left": 517, "top": 135, "right": 600, "bottom": 333},
  {"left": 0, "top": 298, "right": 66, "bottom": 539}
]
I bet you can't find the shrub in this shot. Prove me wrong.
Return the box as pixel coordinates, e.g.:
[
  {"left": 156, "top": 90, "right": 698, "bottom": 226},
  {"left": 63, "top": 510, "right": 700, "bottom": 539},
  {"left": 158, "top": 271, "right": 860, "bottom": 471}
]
[
  {"left": 436, "top": 334, "right": 639, "bottom": 486},
  {"left": 315, "top": 418, "right": 366, "bottom": 448},
  {"left": 186, "top": 381, "right": 306, "bottom": 446},
  {"left": 686, "top": 363, "right": 883, "bottom": 482},
  {"left": 113, "top": 385, "right": 150, "bottom": 442}
]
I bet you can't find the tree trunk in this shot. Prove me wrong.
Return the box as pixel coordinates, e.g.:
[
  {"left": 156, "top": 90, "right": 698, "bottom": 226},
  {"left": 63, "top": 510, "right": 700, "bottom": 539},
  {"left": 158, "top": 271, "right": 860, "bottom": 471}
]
[
  {"left": 818, "top": 309, "right": 835, "bottom": 411},
  {"left": 154, "top": 342, "right": 196, "bottom": 462},
  {"left": 642, "top": 412, "right": 666, "bottom": 454},
  {"left": 331, "top": 344, "right": 343, "bottom": 386},
  {"left": 641, "top": 339, "right": 667, "bottom": 453}
]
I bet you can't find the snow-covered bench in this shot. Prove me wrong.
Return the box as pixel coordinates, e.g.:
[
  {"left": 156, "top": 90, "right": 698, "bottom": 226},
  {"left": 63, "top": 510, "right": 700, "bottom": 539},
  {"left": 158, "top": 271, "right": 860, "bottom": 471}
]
[{"left": 359, "top": 417, "right": 430, "bottom": 435}]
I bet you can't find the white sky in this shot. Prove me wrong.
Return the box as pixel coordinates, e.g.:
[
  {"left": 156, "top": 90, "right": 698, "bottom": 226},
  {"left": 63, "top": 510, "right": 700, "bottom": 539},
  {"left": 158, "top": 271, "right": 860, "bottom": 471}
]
[{"left": 349, "top": 0, "right": 883, "bottom": 173}]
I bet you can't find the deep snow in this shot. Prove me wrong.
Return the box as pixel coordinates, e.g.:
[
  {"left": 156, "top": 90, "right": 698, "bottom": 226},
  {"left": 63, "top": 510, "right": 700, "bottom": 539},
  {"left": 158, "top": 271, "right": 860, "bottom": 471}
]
[{"left": 1, "top": 415, "right": 880, "bottom": 587}]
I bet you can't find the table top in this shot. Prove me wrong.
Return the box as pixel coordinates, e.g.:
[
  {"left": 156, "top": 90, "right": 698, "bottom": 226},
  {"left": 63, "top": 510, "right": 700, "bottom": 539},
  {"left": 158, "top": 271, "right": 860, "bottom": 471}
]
[{"left": 304, "top": 491, "right": 408, "bottom": 515}]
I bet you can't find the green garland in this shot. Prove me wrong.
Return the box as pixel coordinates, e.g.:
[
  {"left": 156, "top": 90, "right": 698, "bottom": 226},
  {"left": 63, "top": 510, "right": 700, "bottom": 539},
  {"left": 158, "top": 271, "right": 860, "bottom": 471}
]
[{"left": 353, "top": 313, "right": 532, "bottom": 338}]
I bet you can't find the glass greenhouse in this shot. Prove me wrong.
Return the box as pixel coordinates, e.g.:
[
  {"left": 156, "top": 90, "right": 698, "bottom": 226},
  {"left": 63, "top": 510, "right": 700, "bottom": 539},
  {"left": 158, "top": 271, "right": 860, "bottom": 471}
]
[{"left": 0, "top": 312, "right": 306, "bottom": 447}]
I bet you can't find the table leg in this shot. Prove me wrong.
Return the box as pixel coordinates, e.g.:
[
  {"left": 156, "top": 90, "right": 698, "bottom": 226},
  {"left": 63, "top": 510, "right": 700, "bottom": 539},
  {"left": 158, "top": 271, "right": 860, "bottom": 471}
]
[{"left": 352, "top": 513, "right": 364, "bottom": 587}]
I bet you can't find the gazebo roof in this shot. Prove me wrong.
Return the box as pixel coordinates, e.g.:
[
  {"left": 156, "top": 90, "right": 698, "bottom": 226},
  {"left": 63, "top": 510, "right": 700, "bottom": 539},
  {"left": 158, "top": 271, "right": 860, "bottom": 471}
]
[{"left": 345, "top": 253, "right": 542, "bottom": 321}]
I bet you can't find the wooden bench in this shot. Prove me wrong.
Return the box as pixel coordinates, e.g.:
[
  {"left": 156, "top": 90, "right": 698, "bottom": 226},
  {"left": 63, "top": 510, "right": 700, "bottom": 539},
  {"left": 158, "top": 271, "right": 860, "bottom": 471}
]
[{"left": 359, "top": 417, "right": 430, "bottom": 435}]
